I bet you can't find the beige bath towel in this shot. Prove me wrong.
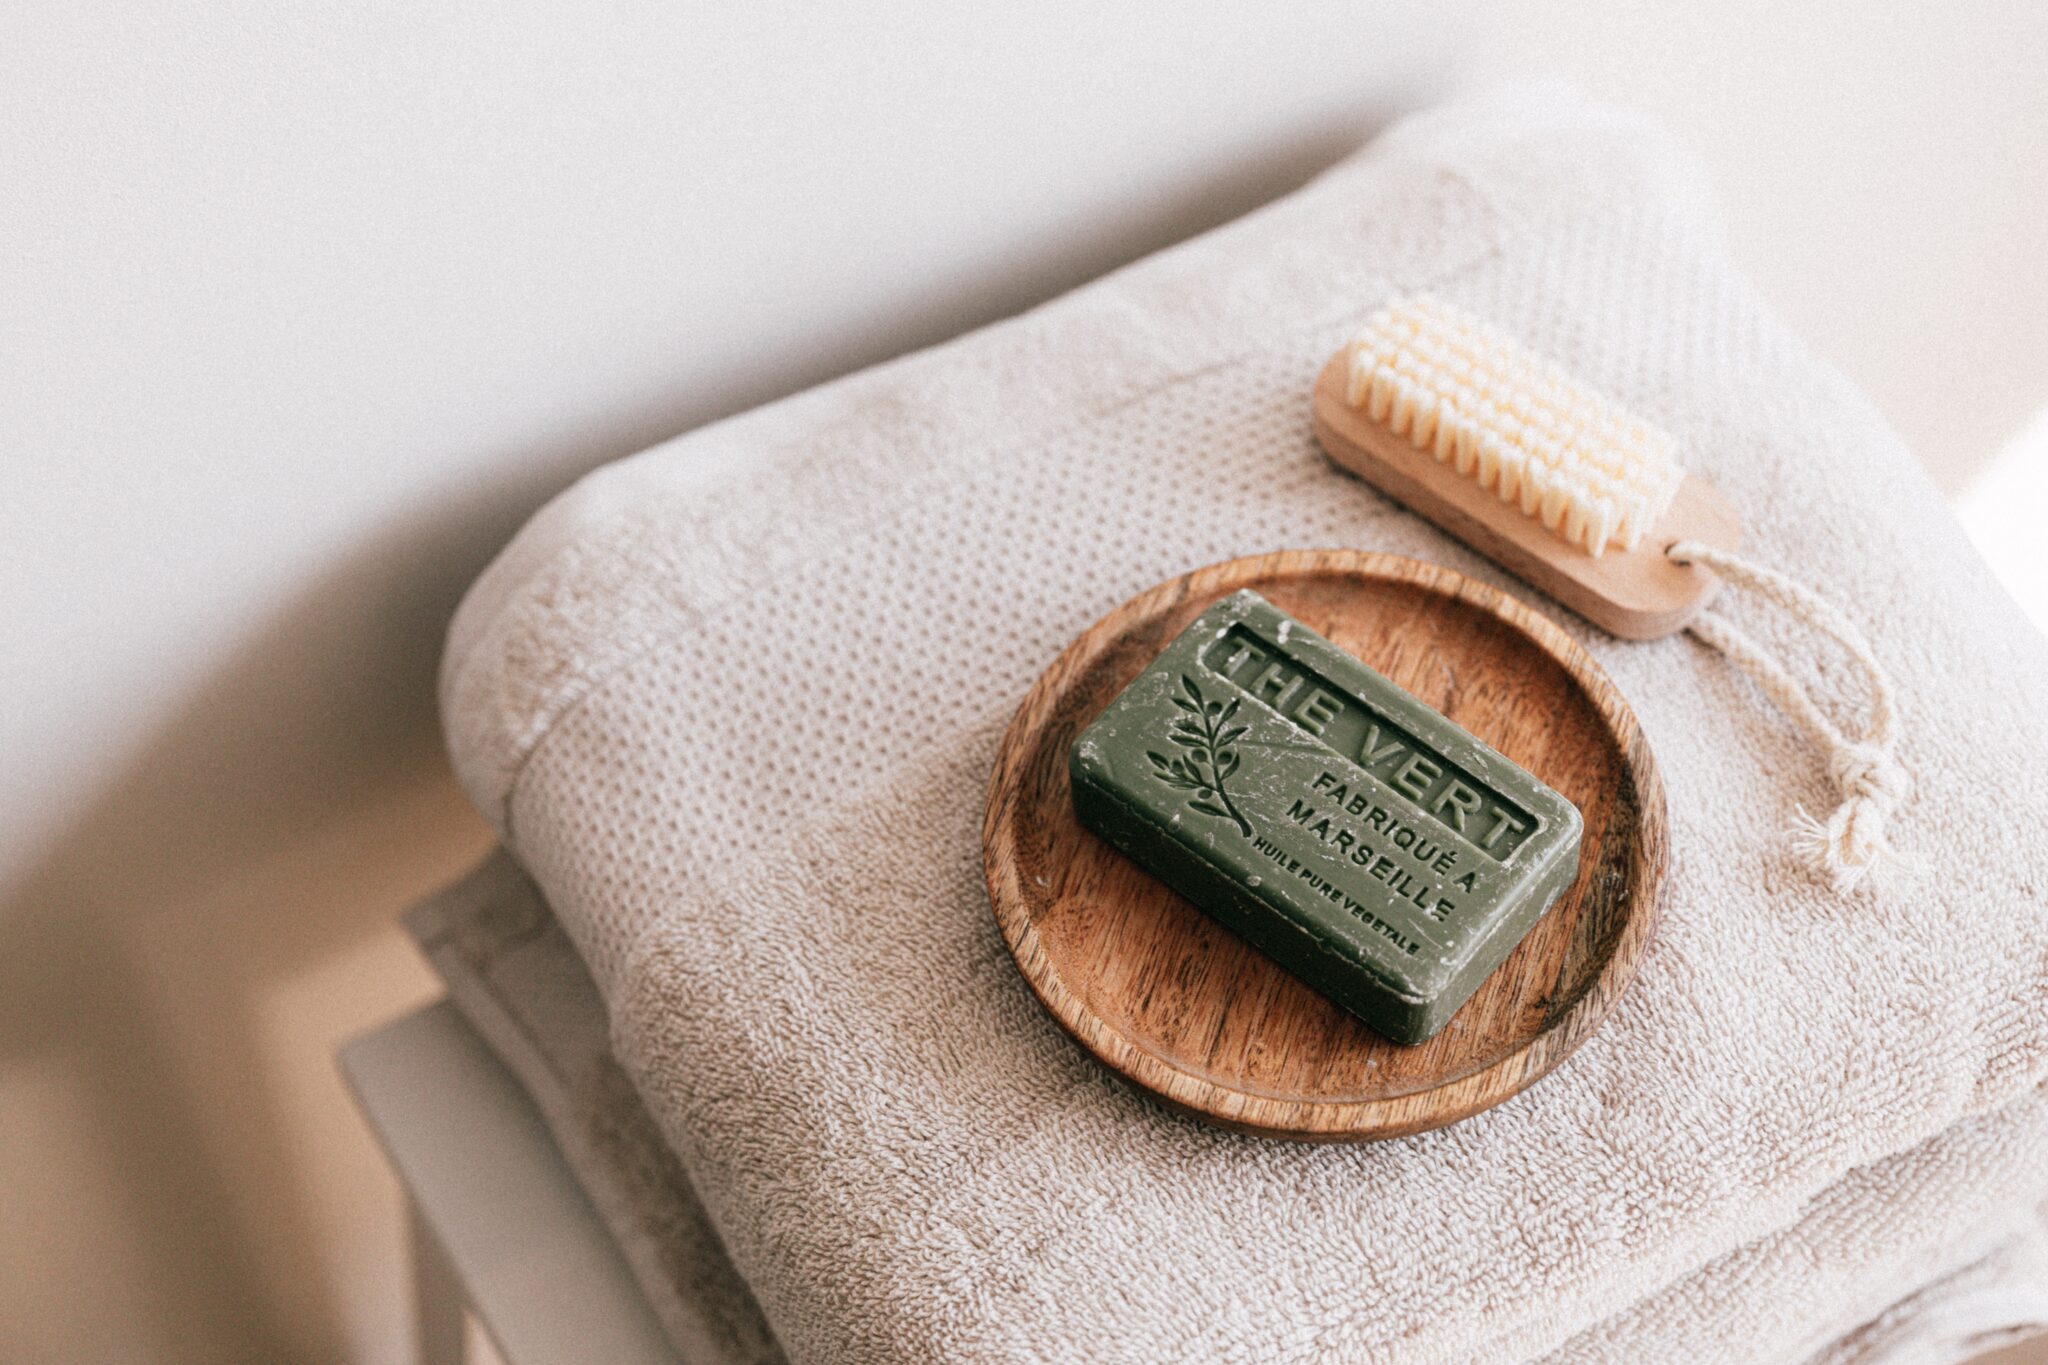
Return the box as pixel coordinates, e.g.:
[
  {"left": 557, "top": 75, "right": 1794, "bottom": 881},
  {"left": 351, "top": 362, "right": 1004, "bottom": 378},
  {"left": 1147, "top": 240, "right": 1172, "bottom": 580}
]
[
  {"left": 409, "top": 853, "right": 2048, "bottom": 1363},
  {"left": 439, "top": 85, "right": 2048, "bottom": 1362},
  {"left": 403, "top": 852, "right": 782, "bottom": 1365}
]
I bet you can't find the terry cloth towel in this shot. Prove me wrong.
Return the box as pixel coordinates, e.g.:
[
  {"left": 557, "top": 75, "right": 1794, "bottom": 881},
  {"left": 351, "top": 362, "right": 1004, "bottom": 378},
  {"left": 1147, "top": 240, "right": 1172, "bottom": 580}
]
[
  {"left": 409, "top": 853, "right": 2048, "bottom": 1363},
  {"left": 439, "top": 84, "right": 2048, "bottom": 1363},
  {"left": 403, "top": 852, "right": 782, "bottom": 1365}
]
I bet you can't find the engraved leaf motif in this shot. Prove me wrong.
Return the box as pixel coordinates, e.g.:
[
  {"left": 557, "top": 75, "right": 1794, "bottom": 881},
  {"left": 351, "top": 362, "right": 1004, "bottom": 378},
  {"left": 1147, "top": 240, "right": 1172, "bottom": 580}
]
[{"left": 1143, "top": 673, "right": 1254, "bottom": 838}]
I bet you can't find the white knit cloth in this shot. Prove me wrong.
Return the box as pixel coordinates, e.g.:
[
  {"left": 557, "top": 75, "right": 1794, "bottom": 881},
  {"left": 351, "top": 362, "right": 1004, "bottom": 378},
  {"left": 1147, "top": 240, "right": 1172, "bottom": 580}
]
[{"left": 442, "top": 86, "right": 2048, "bottom": 1363}]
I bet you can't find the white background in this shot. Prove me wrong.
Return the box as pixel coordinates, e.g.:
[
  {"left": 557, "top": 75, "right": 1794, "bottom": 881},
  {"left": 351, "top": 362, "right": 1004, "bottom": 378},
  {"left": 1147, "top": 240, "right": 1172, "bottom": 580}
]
[{"left": 3, "top": 3, "right": 2044, "bottom": 1360}]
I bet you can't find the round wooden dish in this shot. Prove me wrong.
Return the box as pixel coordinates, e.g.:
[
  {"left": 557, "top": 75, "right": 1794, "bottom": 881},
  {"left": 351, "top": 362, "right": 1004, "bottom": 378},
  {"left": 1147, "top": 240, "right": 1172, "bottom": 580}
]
[{"left": 983, "top": 549, "right": 1664, "bottom": 1142}]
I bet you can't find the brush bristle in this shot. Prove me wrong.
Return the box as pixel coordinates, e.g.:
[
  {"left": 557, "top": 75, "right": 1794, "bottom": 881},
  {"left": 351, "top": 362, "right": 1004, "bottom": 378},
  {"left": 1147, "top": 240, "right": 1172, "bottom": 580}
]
[{"left": 1343, "top": 296, "right": 1684, "bottom": 557}]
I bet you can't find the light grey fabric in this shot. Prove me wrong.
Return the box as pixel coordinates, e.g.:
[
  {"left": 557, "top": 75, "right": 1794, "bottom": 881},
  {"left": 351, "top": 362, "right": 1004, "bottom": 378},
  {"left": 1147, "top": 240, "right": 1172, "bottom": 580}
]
[
  {"left": 1809, "top": 1222, "right": 2048, "bottom": 1365},
  {"left": 412, "top": 854, "right": 2048, "bottom": 1365},
  {"left": 405, "top": 852, "right": 781, "bottom": 1365},
  {"left": 438, "top": 85, "right": 2048, "bottom": 1362}
]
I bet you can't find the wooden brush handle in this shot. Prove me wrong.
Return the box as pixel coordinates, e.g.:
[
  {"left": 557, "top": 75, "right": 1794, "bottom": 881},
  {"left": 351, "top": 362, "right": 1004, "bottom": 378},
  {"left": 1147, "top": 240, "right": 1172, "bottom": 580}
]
[{"left": 1312, "top": 352, "right": 1741, "bottom": 640}]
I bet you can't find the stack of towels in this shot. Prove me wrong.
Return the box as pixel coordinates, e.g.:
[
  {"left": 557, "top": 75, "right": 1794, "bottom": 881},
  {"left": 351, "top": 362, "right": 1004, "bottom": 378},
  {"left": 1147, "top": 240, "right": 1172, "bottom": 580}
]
[{"left": 419, "top": 87, "right": 2048, "bottom": 1362}]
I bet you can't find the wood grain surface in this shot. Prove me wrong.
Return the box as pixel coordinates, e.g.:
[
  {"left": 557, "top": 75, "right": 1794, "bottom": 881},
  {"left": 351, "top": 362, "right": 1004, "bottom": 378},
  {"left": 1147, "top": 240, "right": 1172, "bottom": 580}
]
[
  {"left": 983, "top": 550, "right": 1665, "bottom": 1141},
  {"left": 1312, "top": 352, "right": 1742, "bottom": 640}
]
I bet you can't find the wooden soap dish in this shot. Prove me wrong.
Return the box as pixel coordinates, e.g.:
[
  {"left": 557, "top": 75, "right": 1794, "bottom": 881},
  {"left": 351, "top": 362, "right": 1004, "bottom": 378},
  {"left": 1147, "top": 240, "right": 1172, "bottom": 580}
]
[
  {"left": 1312, "top": 352, "right": 1742, "bottom": 640},
  {"left": 983, "top": 550, "right": 1665, "bottom": 1142}
]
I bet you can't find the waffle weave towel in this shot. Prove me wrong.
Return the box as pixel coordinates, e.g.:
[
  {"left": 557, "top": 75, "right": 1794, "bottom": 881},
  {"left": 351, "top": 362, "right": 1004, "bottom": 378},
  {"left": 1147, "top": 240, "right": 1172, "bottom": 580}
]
[
  {"left": 410, "top": 853, "right": 2048, "bottom": 1363},
  {"left": 440, "top": 85, "right": 2048, "bottom": 1362}
]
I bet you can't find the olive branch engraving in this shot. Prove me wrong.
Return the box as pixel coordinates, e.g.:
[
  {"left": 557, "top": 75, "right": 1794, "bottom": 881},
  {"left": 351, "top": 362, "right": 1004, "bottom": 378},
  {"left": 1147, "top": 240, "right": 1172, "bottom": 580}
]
[{"left": 1146, "top": 675, "right": 1253, "bottom": 837}]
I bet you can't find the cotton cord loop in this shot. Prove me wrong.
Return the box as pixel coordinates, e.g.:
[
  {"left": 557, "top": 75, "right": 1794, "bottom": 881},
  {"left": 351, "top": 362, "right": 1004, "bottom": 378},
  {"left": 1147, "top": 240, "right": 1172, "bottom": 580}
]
[{"left": 1666, "top": 540, "right": 1907, "bottom": 894}]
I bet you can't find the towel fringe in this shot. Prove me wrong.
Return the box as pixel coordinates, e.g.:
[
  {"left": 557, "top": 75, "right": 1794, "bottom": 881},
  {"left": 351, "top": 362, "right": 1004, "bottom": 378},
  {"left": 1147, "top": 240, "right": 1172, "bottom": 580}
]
[{"left": 1667, "top": 540, "right": 1908, "bottom": 895}]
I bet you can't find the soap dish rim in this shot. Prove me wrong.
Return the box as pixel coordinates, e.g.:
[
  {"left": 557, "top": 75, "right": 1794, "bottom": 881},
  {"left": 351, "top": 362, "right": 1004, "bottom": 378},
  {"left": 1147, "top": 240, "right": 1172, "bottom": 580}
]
[{"left": 983, "top": 548, "right": 1666, "bottom": 1142}]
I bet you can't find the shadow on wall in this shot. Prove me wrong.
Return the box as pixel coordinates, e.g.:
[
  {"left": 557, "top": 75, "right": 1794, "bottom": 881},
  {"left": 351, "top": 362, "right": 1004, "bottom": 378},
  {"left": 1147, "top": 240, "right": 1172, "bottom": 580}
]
[
  {"left": 0, "top": 489, "right": 528, "bottom": 1358},
  {"left": 0, "top": 111, "right": 1401, "bottom": 1362}
]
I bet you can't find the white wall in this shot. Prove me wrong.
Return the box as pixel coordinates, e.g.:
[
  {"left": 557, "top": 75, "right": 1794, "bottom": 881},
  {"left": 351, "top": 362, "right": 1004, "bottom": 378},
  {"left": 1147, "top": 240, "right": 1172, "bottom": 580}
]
[
  {"left": 0, "top": 1, "right": 1458, "bottom": 901},
  {"left": 3, "top": 2, "right": 2043, "bottom": 1360},
  {"left": 1467, "top": 0, "right": 2048, "bottom": 492},
  {"left": 0, "top": 4, "right": 1462, "bottom": 1360}
]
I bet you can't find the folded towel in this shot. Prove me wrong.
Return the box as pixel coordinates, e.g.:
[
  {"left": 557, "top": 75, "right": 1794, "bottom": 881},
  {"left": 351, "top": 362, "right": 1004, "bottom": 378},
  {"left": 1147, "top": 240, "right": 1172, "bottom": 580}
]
[
  {"left": 408, "top": 854, "right": 2048, "bottom": 1364},
  {"left": 403, "top": 851, "right": 781, "bottom": 1365},
  {"left": 440, "top": 84, "right": 2048, "bottom": 1363}
]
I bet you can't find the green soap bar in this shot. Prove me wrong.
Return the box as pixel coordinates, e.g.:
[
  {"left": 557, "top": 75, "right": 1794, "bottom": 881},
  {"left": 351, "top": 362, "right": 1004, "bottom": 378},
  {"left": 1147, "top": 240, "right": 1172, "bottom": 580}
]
[{"left": 1068, "top": 590, "right": 1582, "bottom": 1045}]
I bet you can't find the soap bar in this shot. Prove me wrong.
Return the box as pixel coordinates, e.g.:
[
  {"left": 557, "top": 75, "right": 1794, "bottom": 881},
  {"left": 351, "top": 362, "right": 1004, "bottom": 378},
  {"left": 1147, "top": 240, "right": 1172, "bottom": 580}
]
[{"left": 1068, "top": 590, "right": 1582, "bottom": 1045}]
